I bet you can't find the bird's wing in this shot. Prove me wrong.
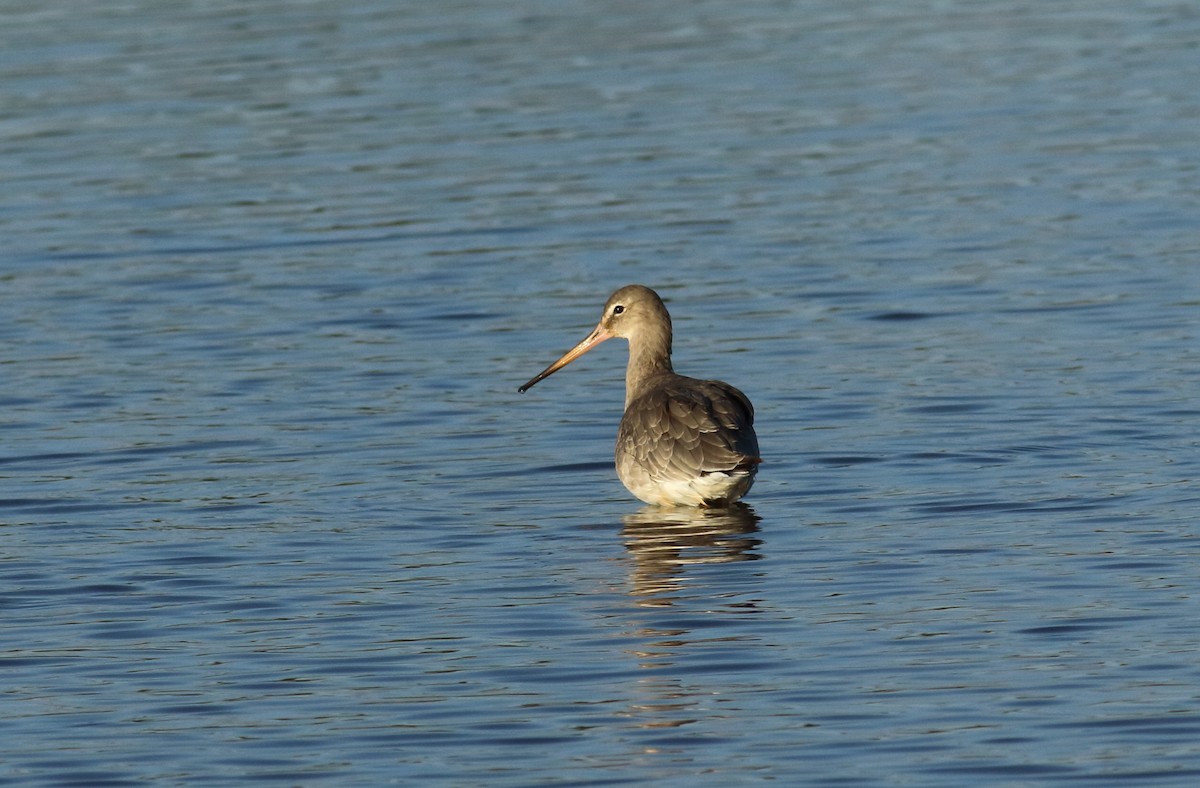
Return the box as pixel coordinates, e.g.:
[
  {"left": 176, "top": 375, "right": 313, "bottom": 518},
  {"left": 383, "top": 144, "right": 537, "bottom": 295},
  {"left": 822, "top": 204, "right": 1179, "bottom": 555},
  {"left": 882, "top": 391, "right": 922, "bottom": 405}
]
[{"left": 617, "top": 377, "right": 760, "bottom": 481}]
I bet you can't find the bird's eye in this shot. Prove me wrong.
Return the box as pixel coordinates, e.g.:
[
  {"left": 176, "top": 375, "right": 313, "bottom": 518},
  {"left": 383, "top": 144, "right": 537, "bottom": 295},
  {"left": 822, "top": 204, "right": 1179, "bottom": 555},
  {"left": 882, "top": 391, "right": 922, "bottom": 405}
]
[{"left": 612, "top": 304, "right": 625, "bottom": 315}]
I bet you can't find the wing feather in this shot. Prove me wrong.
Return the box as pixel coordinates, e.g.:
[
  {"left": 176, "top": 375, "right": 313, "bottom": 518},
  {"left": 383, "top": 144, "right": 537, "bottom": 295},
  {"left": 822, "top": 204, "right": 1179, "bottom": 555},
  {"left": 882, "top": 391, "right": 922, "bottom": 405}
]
[{"left": 617, "top": 374, "right": 760, "bottom": 481}]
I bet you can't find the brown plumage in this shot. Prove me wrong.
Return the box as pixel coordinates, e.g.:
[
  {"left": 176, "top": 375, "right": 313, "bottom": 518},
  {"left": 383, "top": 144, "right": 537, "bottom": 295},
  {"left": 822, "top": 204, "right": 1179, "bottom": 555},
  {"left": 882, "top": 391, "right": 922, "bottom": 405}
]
[{"left": 519, "top": 285, "right": 760, "bottom": 507}]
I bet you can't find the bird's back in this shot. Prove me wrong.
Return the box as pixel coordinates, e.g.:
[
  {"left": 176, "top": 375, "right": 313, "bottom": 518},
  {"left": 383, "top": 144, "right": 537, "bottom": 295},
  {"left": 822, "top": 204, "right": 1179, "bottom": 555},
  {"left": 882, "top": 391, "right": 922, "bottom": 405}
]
[{"left": 615, "top": 372, "right": 759, "bottom": 506}]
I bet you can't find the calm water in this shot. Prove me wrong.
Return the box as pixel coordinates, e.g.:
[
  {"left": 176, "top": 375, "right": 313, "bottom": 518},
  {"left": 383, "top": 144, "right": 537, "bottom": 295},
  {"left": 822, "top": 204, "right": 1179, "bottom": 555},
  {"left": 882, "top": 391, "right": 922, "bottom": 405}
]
[{"left": 3, "top": 0, "right": 1199, "bottom": 784}]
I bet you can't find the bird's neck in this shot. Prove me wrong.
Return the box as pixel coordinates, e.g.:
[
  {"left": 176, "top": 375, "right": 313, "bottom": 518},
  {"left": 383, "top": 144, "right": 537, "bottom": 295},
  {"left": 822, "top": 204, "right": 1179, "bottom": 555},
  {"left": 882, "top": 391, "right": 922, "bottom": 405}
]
[{"left": 624, "top": 331, "right": 673, "bottom": 409}]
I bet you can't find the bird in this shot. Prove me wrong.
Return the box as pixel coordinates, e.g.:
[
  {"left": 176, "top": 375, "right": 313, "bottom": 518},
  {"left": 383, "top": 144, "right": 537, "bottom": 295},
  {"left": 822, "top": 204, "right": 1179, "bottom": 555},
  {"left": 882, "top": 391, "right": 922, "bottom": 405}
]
[{"left": 518, "top": 284, "right": 760, "bottom": 507}]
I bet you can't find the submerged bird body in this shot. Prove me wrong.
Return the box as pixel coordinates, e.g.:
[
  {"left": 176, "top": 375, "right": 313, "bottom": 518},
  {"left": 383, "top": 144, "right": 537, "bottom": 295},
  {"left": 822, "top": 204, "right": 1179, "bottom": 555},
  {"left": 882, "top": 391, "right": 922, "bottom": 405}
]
[{"left": 519, "top": 285, "right": 759, "bottom": 507}]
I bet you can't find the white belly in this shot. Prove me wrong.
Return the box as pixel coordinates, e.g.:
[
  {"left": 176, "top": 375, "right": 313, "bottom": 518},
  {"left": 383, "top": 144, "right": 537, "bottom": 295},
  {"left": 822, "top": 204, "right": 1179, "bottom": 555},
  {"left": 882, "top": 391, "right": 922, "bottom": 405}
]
[{"left": 617, "top": 463, "right": 756, "bottom": 507}]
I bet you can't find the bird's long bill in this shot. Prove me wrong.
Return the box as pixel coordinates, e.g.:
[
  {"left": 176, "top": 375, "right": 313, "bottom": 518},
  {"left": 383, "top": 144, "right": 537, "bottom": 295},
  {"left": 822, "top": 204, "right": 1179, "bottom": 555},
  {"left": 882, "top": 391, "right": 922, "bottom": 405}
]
[{"left": 518, "top": 323, "right": 612, "bottom": 392}]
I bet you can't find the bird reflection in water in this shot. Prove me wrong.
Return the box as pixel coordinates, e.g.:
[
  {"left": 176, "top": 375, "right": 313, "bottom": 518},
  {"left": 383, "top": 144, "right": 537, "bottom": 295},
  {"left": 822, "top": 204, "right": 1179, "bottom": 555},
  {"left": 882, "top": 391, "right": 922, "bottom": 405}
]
[
  {"left": 618, "top": 504, "right": 764, "bottom": 731},
  {"left": 621, "top": 503, "right": 762, "bottom": 607}
]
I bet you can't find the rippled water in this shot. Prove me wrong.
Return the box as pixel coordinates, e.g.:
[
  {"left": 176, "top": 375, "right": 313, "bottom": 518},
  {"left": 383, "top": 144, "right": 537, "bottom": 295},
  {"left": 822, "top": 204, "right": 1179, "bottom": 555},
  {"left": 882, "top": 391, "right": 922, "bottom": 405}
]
[{"left": 4, "top": 0, "right": 1199, "bottom": 784}]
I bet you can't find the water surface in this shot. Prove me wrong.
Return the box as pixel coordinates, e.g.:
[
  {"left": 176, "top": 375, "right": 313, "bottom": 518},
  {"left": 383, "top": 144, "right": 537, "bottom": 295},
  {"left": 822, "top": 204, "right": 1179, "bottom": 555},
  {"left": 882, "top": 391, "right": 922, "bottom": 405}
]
[{"left": 3, "top": 0, "right": 1199, "bottom": 784}]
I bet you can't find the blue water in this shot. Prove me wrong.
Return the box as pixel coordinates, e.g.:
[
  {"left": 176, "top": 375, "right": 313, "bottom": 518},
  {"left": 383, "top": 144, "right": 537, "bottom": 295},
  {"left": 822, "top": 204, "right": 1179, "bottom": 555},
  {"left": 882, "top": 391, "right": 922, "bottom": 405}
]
[{"left": 3, "top": 0, "right": 1199, "bottom": 784}]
